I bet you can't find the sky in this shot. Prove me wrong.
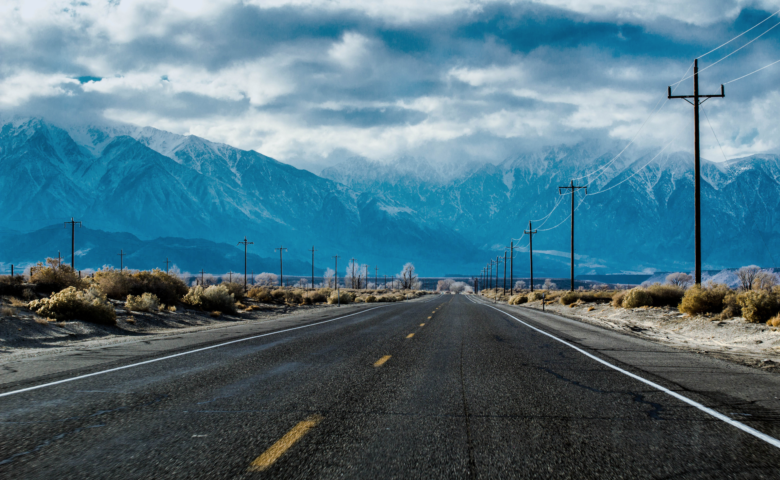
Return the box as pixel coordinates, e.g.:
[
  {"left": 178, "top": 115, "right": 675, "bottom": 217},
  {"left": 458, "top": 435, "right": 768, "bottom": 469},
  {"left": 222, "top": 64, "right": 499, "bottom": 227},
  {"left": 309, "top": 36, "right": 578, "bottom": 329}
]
[{"left": 2, "top": 0, "right": 780, "bottom": 172}]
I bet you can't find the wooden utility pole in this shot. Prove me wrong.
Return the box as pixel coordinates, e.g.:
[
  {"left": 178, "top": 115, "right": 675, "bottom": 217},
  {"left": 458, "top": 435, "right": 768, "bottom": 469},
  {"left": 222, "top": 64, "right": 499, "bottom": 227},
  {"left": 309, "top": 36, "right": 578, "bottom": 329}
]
[
  {"left": 332, "top": 255, "right": 341, "bottom": 306},
  {"left": 507, "top": 241, "right": 518, "bottom": 295},
  {"left": 238, "top": 237, "right": 254, "bottom": 290},
  {"left": 275, "top": 246, "right": 287, "bottom": 287},
  {"left": 494, "top": 256, "right": 502, "bottom": 303},
  {"left": 503, "top": 250, "right": 507, "bottom": 296},
  {"left": 524, "top": 221, "right": 538, "bottom": 292},
  {"left": 199, "top": 269, "right": 205, "bottom": 286},
  {"left": 117, "top": 249, "right": 126, "bottom": 271},
  {"left": 559, "top": 180, "right": 588, "bottom": 291},
  {"left": 488, "top": 260, "right": 493, "bottom": 290},
  {"left": 164, "top": 257, "right": 171, "bottom": 274},
  {"left": 64, "top": 217, "right": 82, "bottom": 270},
  {"left": 668, "top": 58, "right": 725, "bottom": 285},
  {"left": 309, "top": 246, "right": 317, "bottom": 290}
]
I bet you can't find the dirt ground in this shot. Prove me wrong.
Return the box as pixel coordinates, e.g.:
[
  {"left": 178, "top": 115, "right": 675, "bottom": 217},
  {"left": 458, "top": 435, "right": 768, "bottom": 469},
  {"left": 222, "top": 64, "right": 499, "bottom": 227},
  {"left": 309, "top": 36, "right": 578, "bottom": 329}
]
[
  {"left": 521, "top": 298, "right": 780, "bottom": 372},
  {"left": 0, "top": 298, "right": 367, "bottom": 363}
]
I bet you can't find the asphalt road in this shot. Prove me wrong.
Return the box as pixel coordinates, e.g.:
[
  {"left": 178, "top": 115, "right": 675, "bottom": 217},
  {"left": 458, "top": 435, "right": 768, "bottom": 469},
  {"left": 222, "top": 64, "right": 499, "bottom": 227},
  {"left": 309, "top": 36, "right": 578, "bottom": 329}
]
[{"left": 2, "top": 294, "right": 780, "bottom": 479}]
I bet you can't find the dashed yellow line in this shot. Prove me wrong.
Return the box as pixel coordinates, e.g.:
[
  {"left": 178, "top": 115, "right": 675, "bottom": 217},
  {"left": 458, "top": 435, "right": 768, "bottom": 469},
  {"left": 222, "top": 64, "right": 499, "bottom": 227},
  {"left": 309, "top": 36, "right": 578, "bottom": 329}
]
[
  {"left": 248, "top": 414, "right": 323, "bottom": 472},
  {"left": 374, "top": 355, "right": 391, "bottom": 367},
  {"left": 420, "top": 323, "right": 425, "bottom": 327},
  {"left": 428, "top": 316, "right": 432, "bottom": 319},
  {"left": 406, "top": 333, "right": 415, "bottom": 339}
]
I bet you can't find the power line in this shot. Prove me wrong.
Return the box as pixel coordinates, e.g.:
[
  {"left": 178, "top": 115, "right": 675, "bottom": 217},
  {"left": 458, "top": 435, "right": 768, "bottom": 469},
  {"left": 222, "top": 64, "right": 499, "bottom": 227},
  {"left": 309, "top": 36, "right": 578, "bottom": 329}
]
[
  {"left": 675, "top": 20, "right": 780, "bottom": 85},
  {"left": 724, "top": 57, "right": 780, "bottom": 84},
  {"left": 588, "top": 139, "right": 676, "bottom": 196},
  {"left": 699, "top": 7, "right": 780, "bottom": 59}
]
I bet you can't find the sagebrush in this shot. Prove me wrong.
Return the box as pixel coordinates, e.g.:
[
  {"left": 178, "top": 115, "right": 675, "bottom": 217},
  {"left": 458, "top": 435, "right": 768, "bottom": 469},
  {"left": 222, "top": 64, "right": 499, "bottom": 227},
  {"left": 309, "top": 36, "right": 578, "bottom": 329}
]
[{"left": 28, "top": 287, "right": 116, "bottom": 325}]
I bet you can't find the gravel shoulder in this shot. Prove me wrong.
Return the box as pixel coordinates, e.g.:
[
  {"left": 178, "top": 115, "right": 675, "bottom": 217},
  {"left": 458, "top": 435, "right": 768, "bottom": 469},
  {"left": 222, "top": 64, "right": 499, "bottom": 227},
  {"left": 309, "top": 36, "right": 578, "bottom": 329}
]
[{"left": 519, "top": 298, "right": 780, "bottom": 372}]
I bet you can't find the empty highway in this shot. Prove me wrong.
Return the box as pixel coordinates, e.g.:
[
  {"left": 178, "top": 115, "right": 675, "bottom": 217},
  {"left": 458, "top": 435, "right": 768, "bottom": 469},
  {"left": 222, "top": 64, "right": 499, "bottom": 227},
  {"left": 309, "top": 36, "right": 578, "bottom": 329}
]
[{"left": 2, "top": 294, "right": 780, "bottom": 478}]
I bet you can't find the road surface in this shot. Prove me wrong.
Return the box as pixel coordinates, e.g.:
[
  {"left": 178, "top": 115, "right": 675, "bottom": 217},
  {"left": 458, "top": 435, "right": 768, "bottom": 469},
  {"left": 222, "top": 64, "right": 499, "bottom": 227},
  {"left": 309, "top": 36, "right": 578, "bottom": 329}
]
[{"left": 2, "top": 294, "right": 780, "bottom": 478}]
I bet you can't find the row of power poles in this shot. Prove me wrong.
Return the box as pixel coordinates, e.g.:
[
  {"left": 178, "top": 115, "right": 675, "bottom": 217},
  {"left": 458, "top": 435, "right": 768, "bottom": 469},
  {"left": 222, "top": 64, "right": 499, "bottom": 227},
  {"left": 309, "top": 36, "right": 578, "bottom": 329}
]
[{"left": 478, "top": 57, "right": 722, "bottom": 294}]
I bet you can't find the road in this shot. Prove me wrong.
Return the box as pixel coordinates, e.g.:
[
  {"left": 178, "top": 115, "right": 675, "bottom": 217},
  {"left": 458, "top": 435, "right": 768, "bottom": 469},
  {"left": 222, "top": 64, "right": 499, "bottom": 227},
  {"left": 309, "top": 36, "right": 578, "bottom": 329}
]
[{"left": 2, "top": 294, "right": 780, "bottom": 478}]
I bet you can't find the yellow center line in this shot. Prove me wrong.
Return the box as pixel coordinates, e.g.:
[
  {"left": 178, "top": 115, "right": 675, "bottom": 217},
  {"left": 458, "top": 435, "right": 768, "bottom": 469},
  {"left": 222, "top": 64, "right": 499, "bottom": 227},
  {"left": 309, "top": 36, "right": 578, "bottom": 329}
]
[
  {"left": 406, "top": 333, "right": 414, "bottom": 339},
  {"left": 248, "top": 414, "right": 324, "bottom": 472},
  {"left": 428, "top": 316, "right": 432, "bottom": 319},
  {"left": 373, "top": 355, "right": 391, "bottom": 367},
  {"left": 420, "top": 323, "right": 425, "bottom": 327}
]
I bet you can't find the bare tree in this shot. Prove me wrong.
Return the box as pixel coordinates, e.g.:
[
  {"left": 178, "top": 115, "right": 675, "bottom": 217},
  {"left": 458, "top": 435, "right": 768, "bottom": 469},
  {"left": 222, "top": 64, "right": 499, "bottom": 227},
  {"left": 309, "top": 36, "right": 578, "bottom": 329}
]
[
  {"left": 514, "top": 280, "right": 526, "bottom": 290},
  {"left": 754, "top": 270, "right": 778, "bottom": 290},
  {"left": 323, "top": 268, "right": 335, "bottom": 288},
  {"left": 736, "top": 265, "right": 762, "bottom": 291},
  {"left": 666, "top": 272, "right": 692, "bottom": 288},
  {"left": 256, "top": 272, "right": 278, "bottom": 287},
  {"left": 397, "top": 263, "right": 417, "bottom": 289},
  {"left": 543, "top": 279, "right": 556, "bottom": 290},
  {"left": 437, "top": 279, "right": 454, "bottom": 292}
]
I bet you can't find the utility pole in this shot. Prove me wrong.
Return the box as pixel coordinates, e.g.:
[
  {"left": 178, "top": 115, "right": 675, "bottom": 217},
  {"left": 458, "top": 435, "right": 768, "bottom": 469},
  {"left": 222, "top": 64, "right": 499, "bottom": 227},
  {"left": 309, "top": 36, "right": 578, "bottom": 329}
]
[
  {"left": 275, "top": 246, "right": 287, "bottom": 287},
  {"left": 668, "top": 58, "right": 725, "bottom": 285},
  {"left": 238, "top": 237, "right": 254, "bottom": 291},
  {"left": 333, "top": 255, "right": 341, "bottom": 306},
  {"left": 507, "top": 241, "right": 516, "bottom": 294},
  {"left": 64, "top": 217, "right": 82, "bottom": 270},
  {"left": 488, "top": 261, "right": 493, "bottom": 290},
  {"left": 164, "top": 257, "right": 171, "bottom": 274},
  {"left": 228, "top": 271, "right": 233, "bottom": 283},
  {"left": 375, "top": 266, "right": 378, "bottom": 290},
  {"left": 503, "top": 250, "right": 507, "bottom": 296},
  {"left": 199, "top": 269, "right": 205, "bottom": 286},
  {"left": 494, "top": 256, "right": 502, "bottom": 303},
  {"left": 524, "top": 221, "right": 537, "bottom": 292},
  {"left": 117, "top": 249, "right": 126, "bottom": 271},
  {"left": 309, "top": 246, "right": 317, "bottom": 291},
  {"left": 559, "top": 180, "right": 588, "bottom": 291}
]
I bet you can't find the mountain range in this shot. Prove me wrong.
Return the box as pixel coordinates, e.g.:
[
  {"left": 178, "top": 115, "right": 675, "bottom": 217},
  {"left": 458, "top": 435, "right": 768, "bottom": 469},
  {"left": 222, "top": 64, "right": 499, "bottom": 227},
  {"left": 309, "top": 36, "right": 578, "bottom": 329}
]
[{"left": 0, "top": 116, "right": 777, "bottom": 277}]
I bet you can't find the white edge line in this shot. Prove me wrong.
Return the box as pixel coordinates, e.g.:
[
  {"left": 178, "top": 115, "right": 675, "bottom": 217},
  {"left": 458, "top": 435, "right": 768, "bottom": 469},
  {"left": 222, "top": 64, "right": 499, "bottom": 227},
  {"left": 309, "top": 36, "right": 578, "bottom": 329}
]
[
  {"left": 0, "top": 306, "right": 384, "bottom": 398},
  {"left": 485, "top": 304, "right": 780, "bottom": 450}
]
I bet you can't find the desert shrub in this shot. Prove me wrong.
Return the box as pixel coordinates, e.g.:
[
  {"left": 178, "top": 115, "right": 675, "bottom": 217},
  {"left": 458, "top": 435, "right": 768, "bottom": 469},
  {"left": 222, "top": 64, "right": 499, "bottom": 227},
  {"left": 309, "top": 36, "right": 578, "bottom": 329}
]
[
  {"left": 527, "top": 292, "right": 542, "bottom": 302},
  {"left": 327, "top": 291, "right": 354, "bottom": 304},
  {"left": 622, "top": 288, "right": 653, "bottom": 308},
  {"left": 125, "top": 292, "right": 160, "bottom": 312},
  {"left": 93, "top": 268, "right": 132, "bottom": 299},
  {"left": 666, "top": 272, "right": 692, "bottom": 288},
  {"left": 309, "top": 290, "right": 328, "bottom": 303},
  {"left": 221, "top": 282, "right": 246, "bottom": 301},
  {"left": 646, "top": 284, "right": 685, "bottom": 307},
  {"left": 365, "top": 295, "right": 377, "bottom": 303},
  {"left": 30, "top": 258, "right": 82, "bottom": 294},
  {"left": 28, "top": 286, "right": 116, "bottom": 325},
  {"left": 182, "top": 285, "right": 236, "bottom": 314},
  {"left": 611, "top": 291, "right": 627, "bottom": 307},
  {"left": 767, "top": 314, "right": 780, "bottom": 327},
  {"left": 271, "top": 289, "right": 286, "bottom": 301},
  {"left": 283, "top": 290, "right": 303, "bottom": 305},
  {"left": 508, "top": 294, "right": 528, "bottom": 305},
  {"left": 354, "top": 296, "right": 365, "bottom": 303},
  {"left": 0, "top": 275, "right": 26, "bottom": 297},
  {"left": 737, "top": 290, "right": 779, "bottom": 323},
  {"left": 717, "top": 292, "right": 741, "bottom": 320},
  {"left": 394, "top": 294, "right": 405, "bottom": 301},
  {"left": 301, "top": 296, "right": 313, "bottom": 306},
  {"left": 559, "top": 292, "right": 580, "bottom": 305},
  {"left": 127, "top": 270, "right": 189, "bottom": 305},
  {"left": 678, "top": 284, "right": 730, "bottom": 315},
  {"left": 248, "top": 287, "right": 274, "bottom": 303}
]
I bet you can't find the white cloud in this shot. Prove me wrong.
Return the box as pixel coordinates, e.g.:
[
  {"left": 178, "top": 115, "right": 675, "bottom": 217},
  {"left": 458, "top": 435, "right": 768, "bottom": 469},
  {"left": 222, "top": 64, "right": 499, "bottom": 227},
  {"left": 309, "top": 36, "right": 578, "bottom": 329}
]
[
  {"left": 329, "top": 32, "right": 372, "bottom": 69},
  {"left": 0, "top": 71, "right": 78, "bottom": 106}
]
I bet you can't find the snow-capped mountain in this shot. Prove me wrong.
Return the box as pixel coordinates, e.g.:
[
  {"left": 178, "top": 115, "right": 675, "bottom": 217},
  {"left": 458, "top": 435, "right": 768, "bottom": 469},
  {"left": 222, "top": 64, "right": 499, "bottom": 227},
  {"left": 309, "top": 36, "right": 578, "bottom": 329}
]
[
  {"left": 2, "top": 115, "right": 777, "bottom": 276},
  {"left": 0, "top": 117, "right": 476, "bottom": 275},
  {"left": 322, "top": 145, "right": 780, "bottom": 273}
]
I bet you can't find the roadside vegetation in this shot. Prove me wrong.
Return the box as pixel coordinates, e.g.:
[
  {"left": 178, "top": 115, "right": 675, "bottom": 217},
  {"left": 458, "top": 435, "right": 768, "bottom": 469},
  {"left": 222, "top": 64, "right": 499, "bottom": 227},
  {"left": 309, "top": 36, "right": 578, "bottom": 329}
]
[
  {"left": 0, "top": 258, "right": 432, "bottom": 326},
  {"left": 479, "top": 266, "right": 780, "bottom": 325}
]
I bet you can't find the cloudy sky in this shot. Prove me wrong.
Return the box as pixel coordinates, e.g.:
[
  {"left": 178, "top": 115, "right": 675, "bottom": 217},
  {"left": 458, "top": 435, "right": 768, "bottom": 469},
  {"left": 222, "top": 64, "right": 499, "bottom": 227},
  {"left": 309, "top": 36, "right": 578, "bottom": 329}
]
[{"left": 2, "top": 0, "right": 780, "bottom": 171}]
